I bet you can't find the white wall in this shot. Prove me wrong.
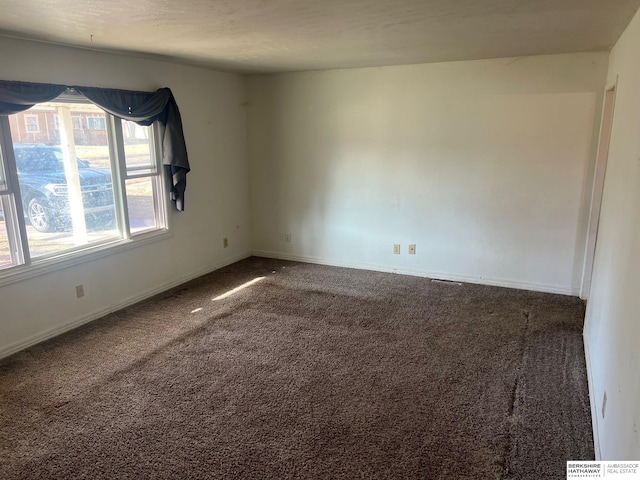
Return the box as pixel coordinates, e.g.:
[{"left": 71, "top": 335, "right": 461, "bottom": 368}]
[
  {"left": 0, "top": 38, "right": 251, "bottom": 357},
  {"left": 584, "top": 7, "right": 640, "bottom": 460},
  {"left": 247, "top": 53, "right": 608, "bottom": 294}
]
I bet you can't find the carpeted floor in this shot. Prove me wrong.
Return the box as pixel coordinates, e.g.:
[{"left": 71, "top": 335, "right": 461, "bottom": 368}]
[{"left": 0, "top": 257, "right": 593, "bottom": 479}]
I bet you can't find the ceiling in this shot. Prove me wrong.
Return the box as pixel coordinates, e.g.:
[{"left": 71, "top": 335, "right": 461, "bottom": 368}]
[{"left": 0, "top": 0, "right": 639, "bottom": 74}]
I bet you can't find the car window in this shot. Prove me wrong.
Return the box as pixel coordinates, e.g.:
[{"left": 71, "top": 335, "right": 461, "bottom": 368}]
[
  {"left": 15, "top": 148, "right": 89, "bottom": 172},
  {"left": 53, "top": 150, "right": 91, "bottom": 169},
  {"left": 15, "top": 149, "right": 62, "bottom": 173}
]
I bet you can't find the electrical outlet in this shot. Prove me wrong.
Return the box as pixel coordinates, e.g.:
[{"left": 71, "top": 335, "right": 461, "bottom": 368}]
[
  {"left": 223, "top": 237, "right": 228, "bottom": 248},
  {"left": 408, "top": 244, "right": 416, "bottom": 254},
  {"left": 75, "top": 284, "right": 84, "bottom": 298},
  {"left": 285, "top": 233, "right": 292, "bottom": 243},
  {"left": 393, "top": 244, "right": 400, "bottom": 254}
]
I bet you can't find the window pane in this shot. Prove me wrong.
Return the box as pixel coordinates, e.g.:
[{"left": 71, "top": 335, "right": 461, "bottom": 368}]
[
  {"left": 126, "top": 177, "right": 157, "bottom": 234},
  {"left": 24, "top": 114, "right": 40, "bottom": 133},
  {"left": 11, "top": 103, "right": 119, "bottom": 259},
  {"left": 87, "top": 116, "right": 106, "bottom": 130},
  {"left": 123, "top": 120, "right": 155, "bottom": 174},
  {"left": 0, "top": 199, "right": 14, "bottom": 269}
]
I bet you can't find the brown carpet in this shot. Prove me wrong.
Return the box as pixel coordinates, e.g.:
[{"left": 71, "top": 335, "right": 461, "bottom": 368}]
[{"left": 0, "top": 257, "right": 593, "bottom": 479}]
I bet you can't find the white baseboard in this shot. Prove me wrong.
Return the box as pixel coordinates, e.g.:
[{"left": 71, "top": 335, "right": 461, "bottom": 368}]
[
  {"left": 251, "top": 250, "right": 579, "bottom": 296},
  {"left": 0, "top": 251, "right": 252, "bottom": 360}
]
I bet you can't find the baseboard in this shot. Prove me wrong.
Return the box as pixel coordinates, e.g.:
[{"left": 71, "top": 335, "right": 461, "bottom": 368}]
[
  {"left": 0, "top": 251, "right": 252, "bottom": 360},
  {"left": 251, "top": 250, "right": 579, "bottom": 296},
  {"left": 583, "top": 335, "right": 601, "bottom": 460}
]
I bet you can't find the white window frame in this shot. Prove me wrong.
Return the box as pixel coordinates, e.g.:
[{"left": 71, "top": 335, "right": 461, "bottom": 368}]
[
  {"left": 110, "top": 116, "right": 167, "bottom": 238},
  {"left": 87, "top": 115, "right": 106, "bottom": 131},
  {"left": 0, "top": 95, "right": 171, "bottom": 286},
  {"left": 71, "top": 115, "right": 83, "bottom": 130},
  {"left": 24, "top": 114, "right": 39, "bottom": 133}
]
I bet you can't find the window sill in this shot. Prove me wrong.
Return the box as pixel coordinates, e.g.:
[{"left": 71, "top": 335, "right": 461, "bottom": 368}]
[{"left": 0, "top": 228, "right": 172, "bottom": 287}]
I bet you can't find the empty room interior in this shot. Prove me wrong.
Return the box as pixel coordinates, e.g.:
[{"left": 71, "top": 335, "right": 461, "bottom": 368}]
[{"left": 1, "top": 1, "right": 640, "bottom": 478}]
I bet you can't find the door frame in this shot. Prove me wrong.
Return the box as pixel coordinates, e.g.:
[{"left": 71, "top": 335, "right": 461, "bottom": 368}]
[{"left": 580, "top": 79, "right": 618, "bottom": 300}]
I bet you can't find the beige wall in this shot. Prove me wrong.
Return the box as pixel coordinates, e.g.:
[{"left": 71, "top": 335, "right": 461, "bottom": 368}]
[
  {"left": 584, "top": 6, "right": 640, "bottom": 460},
  {"left": 247, "top": 53, "right": 608, "bottom": 294},
  {"left": 0, "top": 37, "right": 252, "bottom": 357}
]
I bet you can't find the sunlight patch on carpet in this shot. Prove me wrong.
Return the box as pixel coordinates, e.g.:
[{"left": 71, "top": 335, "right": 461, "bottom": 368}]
[{"left": 212, "top": 276, "right": 265, "bottom": 301}]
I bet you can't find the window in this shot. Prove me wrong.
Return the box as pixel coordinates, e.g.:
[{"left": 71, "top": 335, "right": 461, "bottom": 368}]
[
  {"left": 0, "top": 93, "right": 168, "bottom": 275},
  {"left": 24, "top": 114, "right": 39, "bottom": 133},
  {"left": 87, "top": 116, "right": 106, "bottom": 130},
  {"left": 72, "top": 115, "right": 83, "bottom": 130}
]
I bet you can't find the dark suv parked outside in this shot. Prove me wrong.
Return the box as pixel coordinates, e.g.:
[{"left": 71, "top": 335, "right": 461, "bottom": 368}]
[{"left": 14, "top": 145, "right": 114, "bottom": 232}]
